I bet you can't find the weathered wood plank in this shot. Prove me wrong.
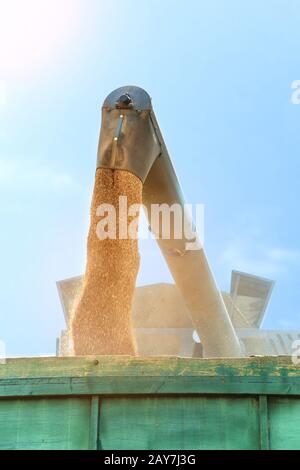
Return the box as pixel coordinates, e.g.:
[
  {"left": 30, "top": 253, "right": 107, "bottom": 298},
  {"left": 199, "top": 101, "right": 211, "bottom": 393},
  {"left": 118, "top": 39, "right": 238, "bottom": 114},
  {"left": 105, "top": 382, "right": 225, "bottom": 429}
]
[
  {"left": 259, "top": 396, "right": 270, "bottom": 450},
  {"left": 0, "top": 355, "right": 298, "bottom": 379},
  {"left": 0, "top": 356, "right": 299, "bottom": 398},
  {"left": 0, "top": 375, "right": 299, "bottom": 397},
  {"left": 99, "top": 397, "right": 260, "bottom": 450},
  {"left": 269, "top": 398, "right": 300, "bottom": 450},
  {"left": 0, "top": 398, "right": 91, "bottom": 450},
  {"left": 89, "top": 396, "right": 100, "bottom": 450}
]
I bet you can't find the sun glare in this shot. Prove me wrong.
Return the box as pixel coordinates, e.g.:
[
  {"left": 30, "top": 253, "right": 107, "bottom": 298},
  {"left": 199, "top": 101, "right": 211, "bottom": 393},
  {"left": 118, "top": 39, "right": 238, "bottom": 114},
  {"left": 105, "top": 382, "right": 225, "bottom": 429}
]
[{"left": 0, "top": 0, "right": 82, "bottom": 76}]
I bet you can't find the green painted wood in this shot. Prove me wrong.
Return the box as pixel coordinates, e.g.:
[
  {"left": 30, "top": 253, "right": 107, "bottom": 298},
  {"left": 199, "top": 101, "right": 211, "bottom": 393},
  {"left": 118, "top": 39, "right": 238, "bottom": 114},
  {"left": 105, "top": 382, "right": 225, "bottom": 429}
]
[
  {"left": 0, "top": 356, "right": 299, "bottom": 380},
  {"left": 0, "top": 356, "right": 299, "bottom": 397},
  {"left": 1, "top": 375, "right": 300, "bottom": 397},
  {"left": 89, "top": 396, "right": 100, "bottom": 450},
  {"left": 0, "top": 398, "right": 91, "bottom": 450},
  {"left": 258, "top": 396, "right": 270, "bottom": 450},
  {"left": 269, "top": 398, "right": 300, "bottom": 450},
  {"left": 0, "top": 357, "right": 299, "bottom": 450},
  {"left": 99, "top": 397, "right": 260, "bottom": 450}
]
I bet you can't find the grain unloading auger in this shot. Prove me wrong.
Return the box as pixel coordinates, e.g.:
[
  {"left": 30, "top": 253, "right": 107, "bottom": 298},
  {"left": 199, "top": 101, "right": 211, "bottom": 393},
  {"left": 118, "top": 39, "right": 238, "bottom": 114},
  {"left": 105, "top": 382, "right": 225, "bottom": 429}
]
[{"left": 97, "top": 86, "right": 243, "bottom": 358}]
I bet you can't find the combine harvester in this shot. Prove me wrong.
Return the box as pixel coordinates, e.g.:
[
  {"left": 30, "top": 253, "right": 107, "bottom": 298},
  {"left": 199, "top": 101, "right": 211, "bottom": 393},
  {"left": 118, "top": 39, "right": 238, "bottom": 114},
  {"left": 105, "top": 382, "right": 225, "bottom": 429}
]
[{"left": 0, "top": 87, "right": 300, "bottom": 450}]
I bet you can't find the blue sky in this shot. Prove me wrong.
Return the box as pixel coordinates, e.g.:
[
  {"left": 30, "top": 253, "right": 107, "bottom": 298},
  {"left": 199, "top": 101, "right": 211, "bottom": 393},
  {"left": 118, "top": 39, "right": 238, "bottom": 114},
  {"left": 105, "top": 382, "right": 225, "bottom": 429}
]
[{"left": 0, "top": 0, "right": 300, "bottom": 356}]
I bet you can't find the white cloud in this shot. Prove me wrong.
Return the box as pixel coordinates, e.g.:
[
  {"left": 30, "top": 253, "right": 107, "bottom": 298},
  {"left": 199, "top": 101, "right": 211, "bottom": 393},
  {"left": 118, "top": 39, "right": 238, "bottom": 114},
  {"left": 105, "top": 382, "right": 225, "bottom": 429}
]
[
  {"left": 0, "top": 1, "right": 84, "bottom": 76},
  {"left": 220, "top": 237, "right": 300, "bottom": 278},
  {"left": 0, "top": 158, "right": 80, "bottom": 192}
]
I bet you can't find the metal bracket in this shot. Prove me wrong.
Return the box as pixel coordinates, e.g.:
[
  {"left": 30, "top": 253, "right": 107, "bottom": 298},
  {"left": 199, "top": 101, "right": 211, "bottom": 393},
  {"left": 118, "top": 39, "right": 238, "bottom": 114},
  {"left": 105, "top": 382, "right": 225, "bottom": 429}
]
[{"left": 97, "top": 86, "right": 161, "bottom": 183}]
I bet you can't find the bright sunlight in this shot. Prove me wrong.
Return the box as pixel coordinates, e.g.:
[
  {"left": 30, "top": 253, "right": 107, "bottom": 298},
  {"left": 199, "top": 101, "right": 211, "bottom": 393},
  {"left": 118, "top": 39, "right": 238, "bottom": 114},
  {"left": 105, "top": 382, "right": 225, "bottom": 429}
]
[{"left": 0, "top": 0, "right": 82, "bottom": 76}]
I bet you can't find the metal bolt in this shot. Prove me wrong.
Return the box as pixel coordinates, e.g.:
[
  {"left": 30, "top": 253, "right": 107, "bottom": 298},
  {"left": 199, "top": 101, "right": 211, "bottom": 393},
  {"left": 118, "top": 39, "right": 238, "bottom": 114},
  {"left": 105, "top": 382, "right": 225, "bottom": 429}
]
[{"left": 116, "top": 93, "right": 132, "bottom": 107}]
